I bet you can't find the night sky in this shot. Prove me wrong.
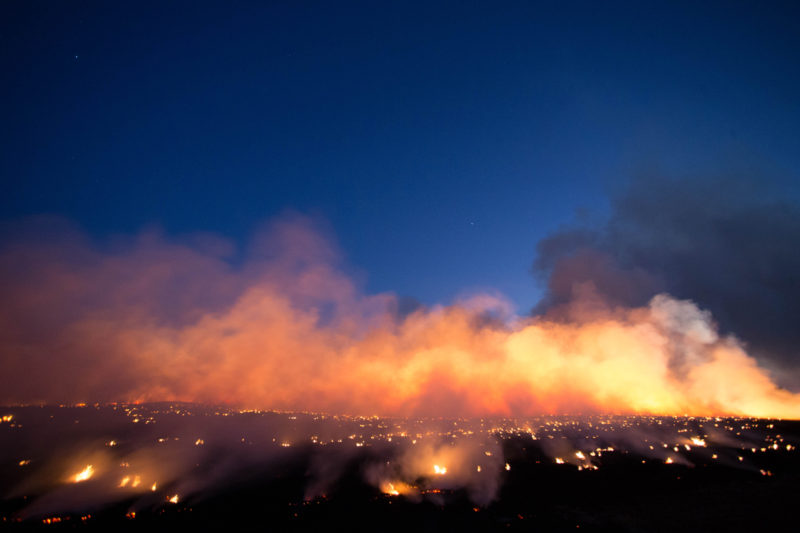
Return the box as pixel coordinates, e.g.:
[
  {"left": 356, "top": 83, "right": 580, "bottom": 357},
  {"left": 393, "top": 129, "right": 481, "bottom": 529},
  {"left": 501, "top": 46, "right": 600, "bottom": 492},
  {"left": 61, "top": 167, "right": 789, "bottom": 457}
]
[{"left": 3, "top": 2, "right": 800, "bottom": 313}]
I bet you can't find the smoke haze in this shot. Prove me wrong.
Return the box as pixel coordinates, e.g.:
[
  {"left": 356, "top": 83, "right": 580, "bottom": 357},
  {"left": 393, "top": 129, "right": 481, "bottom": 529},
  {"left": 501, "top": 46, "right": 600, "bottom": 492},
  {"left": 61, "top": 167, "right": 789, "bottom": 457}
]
[
  {"left": 0, "top": 210, "right": 798, "bottom": 418},
  {"left": 534, "top": 175, "right": 800, "bottom": 390}
]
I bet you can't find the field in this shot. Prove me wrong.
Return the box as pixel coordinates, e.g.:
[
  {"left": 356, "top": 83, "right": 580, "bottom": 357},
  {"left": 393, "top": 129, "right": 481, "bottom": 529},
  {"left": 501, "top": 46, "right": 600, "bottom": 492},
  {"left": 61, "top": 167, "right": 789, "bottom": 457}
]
[{"left": 1, "top": 404, "right": 798, "bottom": 532}]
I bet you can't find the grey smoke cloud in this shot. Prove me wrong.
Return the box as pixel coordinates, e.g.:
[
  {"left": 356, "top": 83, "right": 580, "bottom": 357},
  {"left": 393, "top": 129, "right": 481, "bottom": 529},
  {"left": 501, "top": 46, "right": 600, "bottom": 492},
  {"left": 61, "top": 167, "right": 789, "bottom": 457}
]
[{"left": 533, "top": 175, "right": 800, "bottom": 387}]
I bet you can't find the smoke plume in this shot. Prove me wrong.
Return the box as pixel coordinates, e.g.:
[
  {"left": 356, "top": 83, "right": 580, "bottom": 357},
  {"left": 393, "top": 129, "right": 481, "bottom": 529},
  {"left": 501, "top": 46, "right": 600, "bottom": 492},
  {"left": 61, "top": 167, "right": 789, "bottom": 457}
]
[
  {"left": 0, "top": 212, "right": 798, "bottom": 418},
  {"left": 534, "top": 174, "right": 800, "bottom": 390}
]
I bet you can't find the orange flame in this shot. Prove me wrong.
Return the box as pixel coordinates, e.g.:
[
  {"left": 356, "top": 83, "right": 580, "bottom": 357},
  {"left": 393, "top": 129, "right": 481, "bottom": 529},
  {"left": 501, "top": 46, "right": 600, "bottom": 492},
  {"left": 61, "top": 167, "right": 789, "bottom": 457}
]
[{"left": 72, "top": 465, "right": 94, "bottom": 483}]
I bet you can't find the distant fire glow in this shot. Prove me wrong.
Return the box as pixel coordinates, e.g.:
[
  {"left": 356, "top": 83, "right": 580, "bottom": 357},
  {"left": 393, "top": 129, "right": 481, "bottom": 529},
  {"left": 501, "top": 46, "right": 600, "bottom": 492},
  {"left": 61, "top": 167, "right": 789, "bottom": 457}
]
[{"left": 0, "top": 219, "right": 798, "bottom": 419}]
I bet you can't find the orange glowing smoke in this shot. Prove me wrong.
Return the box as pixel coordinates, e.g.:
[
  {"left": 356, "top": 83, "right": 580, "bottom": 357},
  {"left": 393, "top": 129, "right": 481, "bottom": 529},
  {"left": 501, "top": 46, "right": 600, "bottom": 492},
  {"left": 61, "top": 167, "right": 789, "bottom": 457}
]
[{"left": 0, "top": 216, "right": 799, "bottom": 419}]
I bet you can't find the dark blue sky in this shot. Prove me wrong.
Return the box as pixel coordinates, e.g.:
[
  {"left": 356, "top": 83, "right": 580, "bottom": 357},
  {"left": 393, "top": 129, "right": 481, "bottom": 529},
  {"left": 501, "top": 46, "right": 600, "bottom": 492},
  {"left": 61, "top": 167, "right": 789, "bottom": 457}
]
[{"left": 3, "top": 1, "right": 799, "bottom": 310}]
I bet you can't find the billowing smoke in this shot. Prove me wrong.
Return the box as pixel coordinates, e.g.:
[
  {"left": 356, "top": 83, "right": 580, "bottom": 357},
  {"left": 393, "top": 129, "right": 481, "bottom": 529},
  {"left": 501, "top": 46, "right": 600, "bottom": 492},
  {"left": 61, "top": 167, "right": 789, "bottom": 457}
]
[
  {"left": 534, "top": 175, "right": 800, "bottom": 389},
  {"left": 0, "top": 211, "right": 799, "bottom": 418}
]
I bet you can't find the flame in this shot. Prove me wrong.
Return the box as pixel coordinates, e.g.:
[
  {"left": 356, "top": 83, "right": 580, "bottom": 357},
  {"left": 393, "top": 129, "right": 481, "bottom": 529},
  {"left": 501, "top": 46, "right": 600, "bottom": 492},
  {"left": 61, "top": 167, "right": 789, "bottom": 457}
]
[
  {"left": 690, "top": 437, "right": 706, "bottom": 447},
  {"left": 433, "top": 464, "right": 447, "bottom": 475},
  {"left": 119, "top": 476, "right": 130, "bottom": 487},
  {"left": 72, "top": 465, "right": 94, "bottom": 483},
  {"left": 382, "top": 482, "right": 400, "bottom": 496},
  {"left": 151, "top": 482, "right": 158, "bottom": 491},
  {"left": 168, "top": 494, "right": 179, "bottom": 504},
  {"left": 380, "top": 481, "right": 413, "bottom": 496}
]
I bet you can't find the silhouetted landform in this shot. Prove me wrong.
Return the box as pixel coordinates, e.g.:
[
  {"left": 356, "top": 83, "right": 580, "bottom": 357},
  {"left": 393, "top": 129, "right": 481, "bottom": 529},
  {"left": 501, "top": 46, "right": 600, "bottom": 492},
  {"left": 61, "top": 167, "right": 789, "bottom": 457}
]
[{"left": 1, "top": 404, "right": 798, "bottom": 532}]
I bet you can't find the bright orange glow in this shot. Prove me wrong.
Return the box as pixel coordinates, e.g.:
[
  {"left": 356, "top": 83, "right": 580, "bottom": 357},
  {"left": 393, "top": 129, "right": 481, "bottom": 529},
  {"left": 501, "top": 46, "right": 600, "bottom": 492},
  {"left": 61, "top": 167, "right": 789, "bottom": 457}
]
[
  {"left": 72, "top": 465, "right": 94, "bottom": 483},
  {"left": 168, "top": 494, "right": 179, "bottom": 504},
  {"left": 433, "top": 464, "right": 447, "bottom": 475},
  {"left": 380, "top": 481, "right": 414, "bottom": 496},
  {"left": 2, "top": 220, "right": 799, "bottom": 419}
]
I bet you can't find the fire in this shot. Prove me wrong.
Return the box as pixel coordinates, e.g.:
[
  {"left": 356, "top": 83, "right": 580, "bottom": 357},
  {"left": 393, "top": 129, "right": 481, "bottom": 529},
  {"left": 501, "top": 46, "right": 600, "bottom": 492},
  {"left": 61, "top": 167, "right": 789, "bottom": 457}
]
[
  {"left": 151, "top": 482, "right": 158, "bottom": 491},
  {"left": 131, "top": 475, "right": 141, "bottom": 488},
  {"left": 72, "top": 464, "right": 94, "bottom": 483},
  {"left": 168, "top": 494, "right": 179, "bottom": 504},
  {"left": 2, "top": 220, "right": 800, "bottom": 420},
  {"left": 382, "top": 482, "right": 400, "bottom": 496},
  {"left": 433, "top": 464, "right": 447, "bottom": 475},
  {"left": 555, "top": 458, "right": 565, "bottom": 464},
  {"left": 119, "top": 476, "right": 130, "bottom": 487},
  {"left": 575, "top": 451, "right": 586, "bottom": 460},
  {"left": 690, "top": 437, "right": 706, "bottom": 447},
  {"left": 380, "top": 481, "right": 414, "bottom": 496}
]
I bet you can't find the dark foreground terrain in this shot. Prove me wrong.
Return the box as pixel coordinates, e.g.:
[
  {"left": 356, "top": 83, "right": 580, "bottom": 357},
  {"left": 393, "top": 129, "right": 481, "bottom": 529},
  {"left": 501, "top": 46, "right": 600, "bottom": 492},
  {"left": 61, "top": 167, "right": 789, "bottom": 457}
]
[{"left": 1, "top": 404, "right": 798, "bottom": 532}]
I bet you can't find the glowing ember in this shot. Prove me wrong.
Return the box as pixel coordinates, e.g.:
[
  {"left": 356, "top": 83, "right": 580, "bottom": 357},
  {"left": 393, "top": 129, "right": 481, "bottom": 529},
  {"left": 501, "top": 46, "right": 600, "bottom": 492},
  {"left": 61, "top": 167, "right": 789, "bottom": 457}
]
[
  {"left": 665, "top": 457, "right": 674, "bottom": 464},
  {"left": 119, "top": 476, "right": 130, "bottom": 487},
  {"left": 433, "top": 464, "right": 447, "bottom": 475},
  {"left": 555, "top": 458, "right": 565, "bottom": 464},
  {"left": 132, "top": 475, "right": 141, "bottom": 488},
  {"left": 505, "top": 462, "right": 511, "bottom": 471},
  {"left": 690, "top": 437, "right": 706, "bottom": 446},
  {"left": 72, "top": 465, "right": 94, "bottom": 483},
  {"left": 575, "top": 451, "right": 586, "bottom": 460},
  {"left": 151, "top": 482, "right": 158, "bottom": 491},
  {"left": 168, "top": 494, "right": 179, "bottom": 504}
]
